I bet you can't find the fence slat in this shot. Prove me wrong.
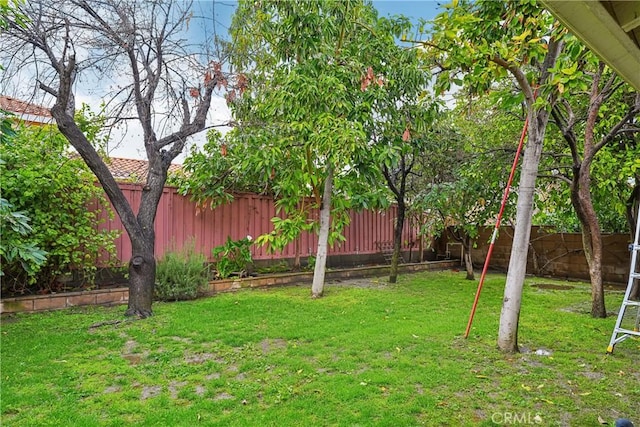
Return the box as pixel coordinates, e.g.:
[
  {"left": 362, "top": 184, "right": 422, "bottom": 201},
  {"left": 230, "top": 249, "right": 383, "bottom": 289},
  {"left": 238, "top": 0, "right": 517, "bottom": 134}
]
[{"left": 94, "top": 184, "right": 418, "bottom": 266}]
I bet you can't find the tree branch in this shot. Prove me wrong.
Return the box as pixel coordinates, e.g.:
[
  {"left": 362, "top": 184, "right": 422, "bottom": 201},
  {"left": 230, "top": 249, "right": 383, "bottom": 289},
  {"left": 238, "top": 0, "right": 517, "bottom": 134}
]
[
  {"left": 551, "top": 99, "right": 581, "bottom": 165},
  {"left": 594, "top": 92, "right": 640, "bottom": 154},
  {"left": 490, "top": 55, "right": 534, "bottom": 106}
]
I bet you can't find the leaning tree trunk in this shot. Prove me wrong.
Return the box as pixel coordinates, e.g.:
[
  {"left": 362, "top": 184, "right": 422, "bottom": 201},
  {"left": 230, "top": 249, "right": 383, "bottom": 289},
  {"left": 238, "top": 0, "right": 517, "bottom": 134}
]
[
  {"left": 497, "top": 39, "right": 561, "bottom": 353},
  {"left": 311, "top": 166, "right": 333, "bottom": 298},
  {"left": 389, "top": 200, "right": 406, "bottom": 284}
]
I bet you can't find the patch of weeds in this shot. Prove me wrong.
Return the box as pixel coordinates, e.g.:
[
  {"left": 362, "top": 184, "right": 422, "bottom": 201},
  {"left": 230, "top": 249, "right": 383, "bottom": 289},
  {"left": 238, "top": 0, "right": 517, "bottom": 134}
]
[{"left": 255, "top": 261, "right": 291, "bottom": 275}]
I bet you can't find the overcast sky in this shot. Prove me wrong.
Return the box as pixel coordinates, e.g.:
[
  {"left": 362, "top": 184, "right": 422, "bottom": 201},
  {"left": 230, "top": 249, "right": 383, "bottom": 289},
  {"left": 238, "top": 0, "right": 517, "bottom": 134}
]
[{"left": 78, "top": 1, "right": 444, "bottom": 162}]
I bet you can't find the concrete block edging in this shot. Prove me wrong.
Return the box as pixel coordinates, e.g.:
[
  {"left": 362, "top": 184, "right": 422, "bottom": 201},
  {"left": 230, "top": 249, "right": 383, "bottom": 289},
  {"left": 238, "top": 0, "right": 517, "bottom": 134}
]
[{"left": 1, "top": 261, "right": 456, "bottom": 314}]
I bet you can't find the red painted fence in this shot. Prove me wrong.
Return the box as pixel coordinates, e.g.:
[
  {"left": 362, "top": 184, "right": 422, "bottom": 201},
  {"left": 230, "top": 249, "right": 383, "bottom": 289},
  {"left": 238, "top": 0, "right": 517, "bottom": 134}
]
[{"left": 96, "top": 183, "right": 418, "bottom": 266}]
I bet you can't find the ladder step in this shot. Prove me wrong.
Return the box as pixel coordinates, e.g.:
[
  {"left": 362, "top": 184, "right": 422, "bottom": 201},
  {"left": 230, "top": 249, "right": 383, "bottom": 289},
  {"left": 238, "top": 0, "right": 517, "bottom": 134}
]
[
  {"left": 614, "top": 328, "right": 640, "bottom": 337},
  {"left": 608, "top": 206, "right": 640, "bottom": 353}
]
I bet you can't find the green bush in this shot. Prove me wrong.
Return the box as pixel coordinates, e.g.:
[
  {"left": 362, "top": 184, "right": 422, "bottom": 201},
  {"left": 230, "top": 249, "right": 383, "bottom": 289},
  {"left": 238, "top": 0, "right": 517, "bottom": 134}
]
[
  {"left": 0, "top": 115, "right": 48, "bottom": 282},
  {"left": 0, "top": 109, "right": 118, "bottom": 294},
  {"left": 255, "top": 260, "right": 291, "bottom": 275},
  {"left": 211, "top": 236, "right": 254, "bottom": 279},
  {"left": 0, "top": 197, "right": 48, "bottom": 280},
  {"left": 155, "top": 243, "right": 209, "bottom": 301}
]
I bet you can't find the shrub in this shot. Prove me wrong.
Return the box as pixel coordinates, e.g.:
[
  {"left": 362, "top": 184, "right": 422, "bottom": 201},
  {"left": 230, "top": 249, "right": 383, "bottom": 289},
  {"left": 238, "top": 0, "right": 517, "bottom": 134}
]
[
  {"left": 0, "top": 197, "right": 48, "bottom": 281},
  {"left": 211, "top": 236, "right": 254, "bottom": 279},
  {"left": 255, "top": 260, "right": 290, "bottom": 275},
  {"left": 306, "top": 255, "right": 316, "bottom": 271},
  {"left": 0, "top": 111, "right": 119, "bottom": 294},
  {"left": 155, "top": 242, "right": 209, "bottom": 301}
]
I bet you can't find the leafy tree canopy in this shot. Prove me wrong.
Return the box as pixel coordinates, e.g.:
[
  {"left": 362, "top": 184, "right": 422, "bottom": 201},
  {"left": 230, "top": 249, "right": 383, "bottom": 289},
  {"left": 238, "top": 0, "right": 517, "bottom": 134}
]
[{"left": 182, "top": 1, "right": 414, "bottom": 254}]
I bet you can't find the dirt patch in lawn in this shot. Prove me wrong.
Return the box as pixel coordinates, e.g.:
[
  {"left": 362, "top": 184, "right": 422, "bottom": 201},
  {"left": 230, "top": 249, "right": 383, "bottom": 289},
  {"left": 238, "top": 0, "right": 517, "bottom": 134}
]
[
  {"left": 259, "top": 338, "right": 287, "bottom": 354},
  {"left": 141, "top": 385, "right": 162, "bottom": 400},
  {"left": 122, "top": 339, "right": 148, "bottom": 365},
  {"left": 328, "top": 277, "right": 389, "bottom": 289},
  {"left": 532, "top": 283, "right": 574, "bottom": 290},
  {"left": 214, "top": 392, "right": 235, "bottom": 401},
  {"left": 168, "top": 381, "right": 188, "bottom": 399},
  {"left": 184, "top": 352, "right": 223, "bottom": 364}
]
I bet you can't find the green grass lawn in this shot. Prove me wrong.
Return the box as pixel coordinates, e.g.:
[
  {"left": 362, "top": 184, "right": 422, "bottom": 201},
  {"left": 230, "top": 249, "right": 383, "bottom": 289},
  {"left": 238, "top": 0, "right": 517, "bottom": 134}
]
[{"left": 1, "top": 271, "right": 638, "bottom": 426}]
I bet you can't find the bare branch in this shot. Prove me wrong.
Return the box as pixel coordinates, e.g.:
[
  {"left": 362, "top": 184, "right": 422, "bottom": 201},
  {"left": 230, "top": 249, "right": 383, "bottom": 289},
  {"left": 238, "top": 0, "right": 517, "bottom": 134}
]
[
  {"left": 551, "top": 99, "right": 581, "bottom": 165},
  {"left": 38, "top": 81, "right": 58, "bottom": 97}
]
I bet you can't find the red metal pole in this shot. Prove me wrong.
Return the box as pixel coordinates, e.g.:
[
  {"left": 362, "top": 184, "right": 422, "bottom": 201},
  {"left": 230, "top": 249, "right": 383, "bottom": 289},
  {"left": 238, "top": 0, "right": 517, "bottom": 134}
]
[{"left": 463, "top": 111, "right": 531, "bottom": 339}]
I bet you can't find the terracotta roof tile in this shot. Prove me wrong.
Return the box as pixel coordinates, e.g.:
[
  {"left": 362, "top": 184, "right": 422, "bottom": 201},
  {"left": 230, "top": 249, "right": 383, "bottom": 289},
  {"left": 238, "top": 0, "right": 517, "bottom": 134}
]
[
  {"left": 0, "top": 96, "right": 52, "bottom": 118},
  {"left": 1, "top": 96, "right": 182, "bottom": 183},
  {"left": 106, "top": 157, "right": 182, "bottom": 183}
]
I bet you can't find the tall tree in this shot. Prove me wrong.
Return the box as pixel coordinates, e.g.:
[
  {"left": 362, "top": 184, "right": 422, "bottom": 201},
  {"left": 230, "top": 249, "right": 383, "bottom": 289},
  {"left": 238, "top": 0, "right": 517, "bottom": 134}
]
[
  {"left": 424, "top": 0, "right": 566, "bottom": 352},
  {"left": 547, "top": 52, "right": 640, "bottom": 317},
  {"left": 227, "top": 0, "right": 399, "bottom": 297},
  {"left": 362, "top": 20, "right": 437, "bottom": 283},
  {"left": 2, "top": 0, "right": 228, "bottom": 317},
  {"left": 417, "top": 101, "right": 522, "bottom": 280}
]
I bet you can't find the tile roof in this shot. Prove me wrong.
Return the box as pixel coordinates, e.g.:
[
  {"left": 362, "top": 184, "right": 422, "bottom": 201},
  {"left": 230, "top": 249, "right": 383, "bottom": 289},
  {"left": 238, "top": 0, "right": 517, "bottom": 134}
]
[
  {"left": 0, "top": 96, "right": 54, "bottom": 125},
  {"left": 106, "top": 157, "right": 182, "bottom": 183},
  {"left": 1, "top": 96, "right": 182, "bottom": 183}
]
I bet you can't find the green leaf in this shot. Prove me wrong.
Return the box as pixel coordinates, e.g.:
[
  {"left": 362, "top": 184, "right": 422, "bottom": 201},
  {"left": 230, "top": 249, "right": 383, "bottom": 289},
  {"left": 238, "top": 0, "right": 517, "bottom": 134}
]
[{"left": 561, "top": 63, "right": 577, "bottom": 75}]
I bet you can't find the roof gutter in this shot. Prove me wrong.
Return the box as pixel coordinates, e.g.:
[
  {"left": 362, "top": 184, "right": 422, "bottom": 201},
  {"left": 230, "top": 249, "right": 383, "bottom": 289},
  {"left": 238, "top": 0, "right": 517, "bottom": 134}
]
[{"left": 541, "top": 0, "right": 640, "bottom": 91}]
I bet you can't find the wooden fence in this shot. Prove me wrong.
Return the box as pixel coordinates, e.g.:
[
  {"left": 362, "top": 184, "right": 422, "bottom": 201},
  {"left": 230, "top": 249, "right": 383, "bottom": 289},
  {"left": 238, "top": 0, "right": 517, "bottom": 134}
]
[{"left": 468, "top": 226, "right": 632, "bottom": 284}]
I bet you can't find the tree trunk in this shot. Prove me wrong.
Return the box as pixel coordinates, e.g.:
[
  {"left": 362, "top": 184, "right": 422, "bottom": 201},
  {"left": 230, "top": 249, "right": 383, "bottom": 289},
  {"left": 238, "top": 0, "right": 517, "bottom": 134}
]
[
  {"left": 419, "top": 227, "right": 425, "bottom": 263},
  {"left": 126, "top": 241, "right": 156, "bottom": 318},
  {"left": 571, "top": 169, "right": 606, "bottom": 318},
  {"left": 389, "top": 200, "right": 406, "bottom": 283},
  {"left": 498, "top": 125, "right": 546, "bottom": 353},
  {"left": 625, "top": 182, "right": 639, "bottom": 239},
  {"left": 311, "top": 166, "right": 333, "bottom": 298},
  {"left": 121, "top": 152, "right": 168, "bottom": 316},
  {"left": 294, "top": 238, "right": 301, "bottom": 271},
  {"left": 631, "top": 257, "right": 640, "bottom": 301},
  {"left": 497, "top": 38, "right": 562, "bottom": 353},
  {"left": 462, "top": 234, "right": 474, "bottom": 280},
  {"left": 583, "top": 226, "right": 606, "bottom": 317}
]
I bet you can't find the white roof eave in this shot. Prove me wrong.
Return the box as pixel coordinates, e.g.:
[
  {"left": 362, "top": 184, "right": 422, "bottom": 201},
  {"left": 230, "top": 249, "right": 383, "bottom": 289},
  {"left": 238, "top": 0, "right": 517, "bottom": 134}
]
[{"left": 542, "top": 0, "right": 640, "bottom": 91}]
